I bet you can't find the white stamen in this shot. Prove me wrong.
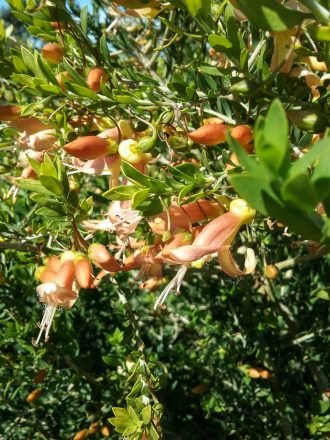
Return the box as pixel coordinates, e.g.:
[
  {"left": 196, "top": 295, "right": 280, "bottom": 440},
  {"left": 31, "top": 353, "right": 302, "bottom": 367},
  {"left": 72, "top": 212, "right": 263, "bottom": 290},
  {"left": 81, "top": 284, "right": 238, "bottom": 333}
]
[
  {"left": 33, "top": 305, "right": 57, "bottom": 346},
  {"left": 154, "top": 265, "right": 188, "bottom": 310}
]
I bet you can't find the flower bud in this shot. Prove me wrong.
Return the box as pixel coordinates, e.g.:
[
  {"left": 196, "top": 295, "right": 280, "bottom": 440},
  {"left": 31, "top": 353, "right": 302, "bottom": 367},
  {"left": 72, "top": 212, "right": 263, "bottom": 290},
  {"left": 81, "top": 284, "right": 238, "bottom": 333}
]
[
  {"left": 86, "top": 66, "right": 108, "bottom": 93},
  {"left": 75, "top": 257, "right": 93, "bottom": 289},
  {"left": 41, "top": 43, "right": 64, "bottom": 64},
  {"left": 88, "top": 422, "right": 99, "bottom": 435},
  {"left": 55, "top": 260, "right": 76, "bottom": 289},
  {"left": 0, "top": 105, "right": 21, "bottom": 121},
  {"left": 118, "top": 139, "right": 144, "bottom": 163},
  {"left": 26, "top": 388, "right": 42, "bottom": 403},
  {"left": 187, "top": 123, "right": 228, "bottom": 146},
  {"left": 88, "top": 244, "right": 121, "bottom": 272},
  {"left": 9, "top": 117, "right": 52, "bottom": 135},
  {"left": 231, "top": 125, "right": 253, "bottom": 147},
  {"left": 100, "top": 425, "right": 110, "bottom": 437},
  {"left": 73, "top": 429, "right": 89, "bottom": 440},
  {"left": 64, "top": 136, "right": 117, "bottom": 160},
  {"left": 21, "top": 165, "right": 37, "bottom": 179},
  {"left": 247, "top": 368, "right": 260, "bottom": 379},
  {"left": 203, "top": 117, "right": 224, "bottom": 125},
  {"left": 264, "top": 264, "right": 279, "bottom": 279}
]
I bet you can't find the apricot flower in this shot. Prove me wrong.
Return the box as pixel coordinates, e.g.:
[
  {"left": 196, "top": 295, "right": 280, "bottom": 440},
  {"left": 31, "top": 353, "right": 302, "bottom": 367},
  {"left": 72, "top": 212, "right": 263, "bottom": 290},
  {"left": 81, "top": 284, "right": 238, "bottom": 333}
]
[
  {"left": 154, "top": 200, "right": 257, "bottom": 309},
  {"left": 168, "top": 199, "right": 256, "bottom": 264},
  {"left": 33, "top": 260, "right": 79, "bottom": 346}
]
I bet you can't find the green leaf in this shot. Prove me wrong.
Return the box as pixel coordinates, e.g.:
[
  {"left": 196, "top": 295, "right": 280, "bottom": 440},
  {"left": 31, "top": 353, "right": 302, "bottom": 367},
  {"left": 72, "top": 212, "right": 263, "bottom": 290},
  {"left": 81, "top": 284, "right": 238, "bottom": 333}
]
[
  {"left": 16, "top": 179, "right": 55, "bottom": 196},
  {"left": 255, "top": 99, "right": 289, "bottom": 174},
  {"left": 20, "top": 47, "right": 36, "bottom": 74},
  {"left": 208, "top": 34, "right": 232, "bottom": 52},
  {"left": 315, "top": 289, "right": 330, "bottom": 301},
  {"left": 229, "top": 172, "right": 278, "bottom": 216},
  {"left": 132, "top": 189, "right": 150, "bottom": 209},
  {"left": 236, "top": 0, "right": 306, "bottom": 32},
  {"left": 178, "top": 183, "right": 195, "bottom": 202},
  {"left": 112, "top": 408, "right": 129, "bottom": 418},
  {"left": 281, "top": 173, "right": 318, "bottom": 212},
  {"left": 311, "top": 153, "right": 330, "bottom": 200},
  {"left": 30, "top": 195, "right": 65, "bottom": 212},
  {"left": 141, "top": 405, "right": 152, "bottom": 425},
  {"left": 149, "top": 424, "right": 160, "bottom": 440},
  {"left": 121, "top": 161, "right": 149, "bottom": 187},
  {"left": 27, "top": 157, "right": 42, "bottom": 174},
  {"left": 35, "top": 206, "right": 65, "bottom": 218},
  {"left": 183, "top": 0, "right": 210, "bottom": 17},
  {"left": 137, "top": 198, "right": 163, "bottom": 216},
  {"left": 80, "top": 5, "right": 88, "bottom": 33},
  {"left": 66, "top": 83, "right": 99, "bottom": 100},
  {"left": 197, "top": 65, "right": 225, "bottom": 76},
  {"left": 102, "top": 185, "right": 140, "bottom": 201},
  {"left": 62, "top": 58, "right": 87, "bottom": 87},
  {"left": 41, "top": 154, "right": 58, "bottom": 178},
  {"left": 127, "top": 406, "right": 140, "bottom": 423},
  {"left": 39, "top": 176, "right": 64, "bottom": 196},
  {"left": 100, "top": 34, "right": 111, "bottom": 63}
]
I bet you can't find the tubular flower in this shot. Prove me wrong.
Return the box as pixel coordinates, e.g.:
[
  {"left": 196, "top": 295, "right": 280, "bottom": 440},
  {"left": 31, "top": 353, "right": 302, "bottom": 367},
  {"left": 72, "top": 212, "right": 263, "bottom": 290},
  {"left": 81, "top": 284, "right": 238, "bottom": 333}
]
[
  {"left": 64, "top": 136, "right": 118, "bottom": 160},
  {"left": 88, "top": 243, "right": 122, "bottom": 272},
  {"left": 0, "top": 105, "right": 21, "bottom": 121},
  {"left": 168, "top": 199, "right": 256, "bottom": 266},
  {"left": 86, "top": 66, "right": 108, "bottom": 93},
  {"left": 69, "top": 154, "right": 121, "bottom": 187},
  {"left": 33, "top": 260, "right": 79, "bottom": 346},
  {"left": 187, "top": 123, "right": 228, "bottom": 146},
  {"left": 148, "top": 199, "right": 224, "bottom": 235},
  {"left": 153, "top": 200, "right": 256, "bottom": 310},
  {"left": 41, "top": 43, "right": 64, "bottom": 63},
  {"left": 9, "top": 117, "right": 52, "bottom": 135},
  {"left": 33, "top": 253, "right": 94, "bottom": 345},
  {"left": 18, "top": 129, "right": 58, "bottom": 151}
]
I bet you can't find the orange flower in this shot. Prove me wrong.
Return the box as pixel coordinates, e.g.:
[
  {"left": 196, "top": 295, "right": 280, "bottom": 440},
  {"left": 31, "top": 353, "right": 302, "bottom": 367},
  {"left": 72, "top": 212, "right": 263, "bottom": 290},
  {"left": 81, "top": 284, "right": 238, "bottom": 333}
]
[
  {"left": 0, "top": 105, "right": 21, "bottom": 121},
  {"left": 188, "top": 123, "right": 228, "bottom": 146},
  {"left": 41, "top": 43, "right": 64, "bottom": 63},
  {"left": 88, "top": 243, "right": 122, "bottom": 272},
  {"left": 149, "top": 199, "right": 224, "bottom": 235},
  {"left": 33, "top": 259, "right": 80, "bottom": 345},
  {"left": 168, "top": 199, "right": 256, "bottom": 264},
  {"left": 86, "top": 66, "right": 108, "bottom": 92},
  {"left": 64, "top": 136, "right": 118, "bottom": 160},
  {"left": 154, "top": 200, "right": 256, "bottom": 309}
]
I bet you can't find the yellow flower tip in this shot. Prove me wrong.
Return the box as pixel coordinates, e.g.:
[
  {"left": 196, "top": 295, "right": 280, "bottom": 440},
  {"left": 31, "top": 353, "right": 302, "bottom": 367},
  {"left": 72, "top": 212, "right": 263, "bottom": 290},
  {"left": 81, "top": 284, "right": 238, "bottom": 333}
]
[
  {"left": 229, "top": 199, "right": 256, "bottom": 224},
  {"left": 60, "top": 250, "right": 77, "bottom": 262}
]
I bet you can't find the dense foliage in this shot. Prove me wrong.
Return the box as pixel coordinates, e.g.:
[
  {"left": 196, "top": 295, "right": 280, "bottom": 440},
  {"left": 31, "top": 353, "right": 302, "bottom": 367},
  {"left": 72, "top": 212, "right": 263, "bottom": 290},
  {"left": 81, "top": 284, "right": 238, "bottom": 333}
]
[{"left": 0, "top": 0, "right": 329, "bottom": 439}]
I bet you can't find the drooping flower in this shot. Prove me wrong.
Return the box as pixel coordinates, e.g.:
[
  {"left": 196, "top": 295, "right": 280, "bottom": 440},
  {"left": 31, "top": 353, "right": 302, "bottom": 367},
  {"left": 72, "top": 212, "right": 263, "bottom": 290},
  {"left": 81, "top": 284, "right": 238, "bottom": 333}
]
[
  {"left": 153, "top": 199, "right": 257, "bottom": 309},
  {"left": 33, "top": 260, "right": 79, "bottom": 346},
  {"left": 168, "top": 199, "right": 256, "bottom": 265}
]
